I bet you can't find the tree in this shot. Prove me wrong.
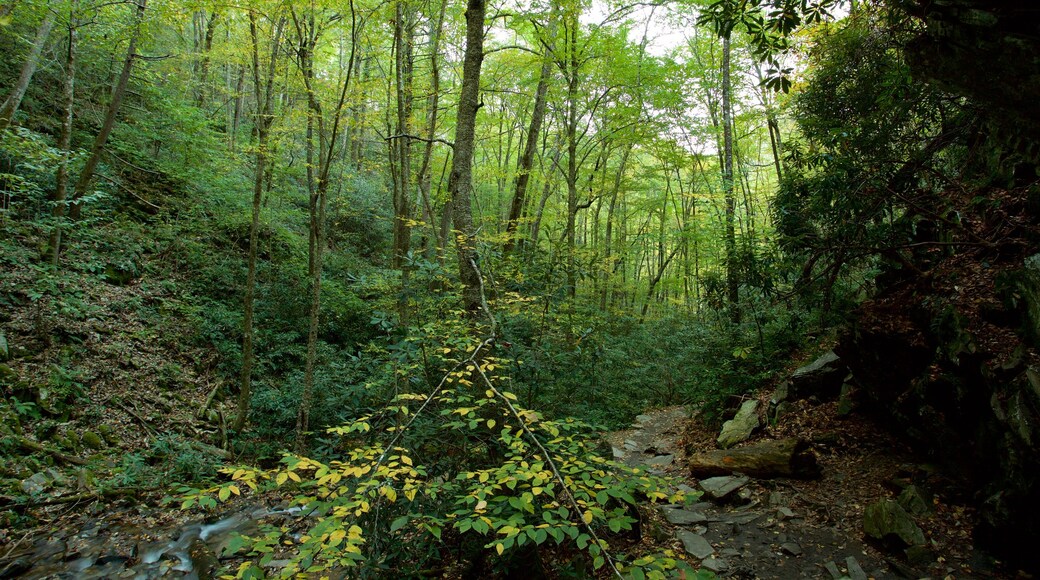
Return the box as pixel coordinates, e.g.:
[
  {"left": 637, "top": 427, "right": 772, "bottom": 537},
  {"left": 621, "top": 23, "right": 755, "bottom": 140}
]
[
  {"left": 0, "top": 1, "right": 55, "bottom": 131},
  {"left": 234, "top": 8, "right": 285, "bottom": 433},
  {"left": 448, "top": 0, "right": 487, "bottom": 323}
]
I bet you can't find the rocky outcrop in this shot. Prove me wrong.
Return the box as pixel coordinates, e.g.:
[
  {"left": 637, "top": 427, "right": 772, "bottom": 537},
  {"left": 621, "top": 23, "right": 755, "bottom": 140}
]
[
  {"left": 789, "top": 351, "right": 847, "bottom": 400},
  {"left": 837, "top": 247, "right": 1040, "bottom": 566}
]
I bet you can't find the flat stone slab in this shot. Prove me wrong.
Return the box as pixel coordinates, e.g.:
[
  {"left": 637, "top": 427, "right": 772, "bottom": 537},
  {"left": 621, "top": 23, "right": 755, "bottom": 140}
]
[
  {"left": 646, "top": 454, "right": 674, "bottom": 466},
  {"left": 677, "top": 530, "right": 715, "bottom": 559},
  {"left": 779, "top": 542, "right": 803, "bottom": 556},
  {"left": 611, "top": 447, "right": 624, "bottom": 459},
  {"left": 661, "top": 508, "right": 708, "bottom": 525},
  {"left": 700, "top": 557, "right": 728, "bottom": 572},
  {"left": 718, "top": 511, "right": 763, "bottom": 525},
  {"left": 846, "top": 556, "right": 868, "bottom": 580},
  {"left": 699, "top": 475, "right": 749, "bottom": 501}
]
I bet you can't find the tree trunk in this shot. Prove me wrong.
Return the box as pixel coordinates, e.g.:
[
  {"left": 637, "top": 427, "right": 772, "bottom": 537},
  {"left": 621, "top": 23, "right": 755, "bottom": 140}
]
[
  {"left": 504, "top": 20, "right": 553, "bottom": 254},
  {"left": 448, "top": 0, "right": 487, "bottom": 323},
  {"left": 47, "top": 4, "right": 75, "bottom": 264},
  {"left": 688, "top": 438, "right": 820, "bottom": 479},
  {"left": 721, "top": 34, "right": 739, "bottom": 323},
  {"left": 416, "top": 0, "right": 446, "bottom": 260},
  {"left": 196, "top": 10, "right": 220, "bottom": 109},
  {"left": 233, "top": 11, "right": 284, "bottom": 433},
  {"left": 0, "top": 5, "right": 56, "bottom": 131},
  {"left": 68, "top": 0, "right": 147, "bottom": 219}
]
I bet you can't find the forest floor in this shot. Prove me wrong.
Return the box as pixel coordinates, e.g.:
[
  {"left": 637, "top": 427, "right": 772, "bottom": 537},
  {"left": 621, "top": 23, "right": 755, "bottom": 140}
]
[{"left": 605, "top": 402, "right": 1012, "bottom": 579}]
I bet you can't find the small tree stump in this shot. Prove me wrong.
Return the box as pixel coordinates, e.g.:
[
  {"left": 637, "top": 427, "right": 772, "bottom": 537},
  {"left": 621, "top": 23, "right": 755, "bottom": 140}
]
[{"left": 689, "top": 438, "right": 820, "bottom": 479}]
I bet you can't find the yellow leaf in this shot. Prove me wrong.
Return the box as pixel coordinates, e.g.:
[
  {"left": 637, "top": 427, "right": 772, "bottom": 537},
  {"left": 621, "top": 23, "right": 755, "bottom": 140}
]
[
  {"left": 218, "top": 487, "right": 230, "bottom": 502},
  {"left": 496, "top": 543, "right": 504, "bottom": 555},
  {"left": 532, "top": 487, "right": 543, "bottom": 496},
  {"left": 475, "top": 500, "right": 487, "bottom": 511},
  {"left": 229, "top": 485, "right": 241, "bottom": 496},
  {"left": 328, "top": 529, "right": 346, "bottom": 546},
  {"left": 276, "top": 472, "right": 288, "bottom": 485},
  {"left": 385, "top": 488, "right": 398, "bottom": 502},
  {"left": 486, "top": 419, "right": 496, "bottom": 429},
  {"left": 401, "top": 455, "right": 413, "bottom": 466},
  {"left": 288, "top": 471, "right": 302, "bottom": 483},
  {"left": 583, "top": 511, "right": 594, "bottom": 524}
]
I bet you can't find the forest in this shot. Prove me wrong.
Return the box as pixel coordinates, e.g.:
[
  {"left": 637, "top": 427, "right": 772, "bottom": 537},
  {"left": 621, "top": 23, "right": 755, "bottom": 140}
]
[{"left": 0, "top": 0, "right": 1038, "bottom": 577}]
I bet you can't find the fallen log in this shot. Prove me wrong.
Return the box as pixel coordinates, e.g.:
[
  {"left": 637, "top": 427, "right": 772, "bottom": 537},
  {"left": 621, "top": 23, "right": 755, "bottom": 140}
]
[{"left": 689, "top": 437, "right": 820, "bottom": 479}]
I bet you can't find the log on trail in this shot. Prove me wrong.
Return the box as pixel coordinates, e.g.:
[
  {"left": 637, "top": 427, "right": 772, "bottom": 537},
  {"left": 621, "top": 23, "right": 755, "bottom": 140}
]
[{"left": 689, "top": 437, "right": 820, "bottom": 479}]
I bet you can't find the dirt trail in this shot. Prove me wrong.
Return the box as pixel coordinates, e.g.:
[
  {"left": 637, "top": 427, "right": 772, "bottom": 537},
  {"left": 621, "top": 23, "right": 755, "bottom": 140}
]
[{"left": 606, "top": 404, "right": 1007, "bottom": 579}]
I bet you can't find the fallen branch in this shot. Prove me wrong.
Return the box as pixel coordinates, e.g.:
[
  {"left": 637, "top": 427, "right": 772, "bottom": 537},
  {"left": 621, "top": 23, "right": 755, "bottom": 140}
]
[{"left": 13, "top": 436, "right": 86, "bottom": 466}]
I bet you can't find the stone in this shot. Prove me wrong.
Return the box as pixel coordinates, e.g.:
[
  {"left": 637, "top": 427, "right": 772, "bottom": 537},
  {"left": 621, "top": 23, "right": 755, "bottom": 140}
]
[
  {"left": 81, "top": 430, "right": 104, "bottom": 450},
  {"left": 863, "top": 500, "right": 926, "bottom": 546},
  {"left": 779, "top": 542, "right": 802, "bottom": 556},
  {"left": 823, "top": 561, "right": 843, "bottom": 579},
  {"left": 897, "top": 485, "right": 932, "bottom": 516},
  {"left": 767, "top": 382, "right": 790, "bottom": 425},
  {"left": 611, "top": 447, "right": 624, "bottom": 459},
  {"left": 719, "top": 512, "right": 762, "bottom": 525},
  {"left": 624, "top": 439, "right": 639, "bottom": 450},
  {"left": 0, "top": 331, "right": 8, "bottom": 362},
  {"left": 662, "top": 508, "right": 708, "bottom": 525},
  {"left": 677, "top": 530, "right": 714, "bottom": 559},
  {"left": 21, "top": 471, "right": 51, "bottom": 495},
  {"left": 777, "top": 507, "right": 796, "bottom": 520},
  {"left": 717, "top": 399, "right": 760, "bottom": 449},
  {"left": 698, "top": 475, "right": 749, "bottom": 502},
  {"left": 904, "top": 544, "right": 935, "bottom": 566},
  {"left": 837, "top": 379, "right": 857, "bottom": 417},
  {"left": 845, "top": 556, "right": 868, "bottom": 580},
  {"left": 700, "top": 557, "right": 728, "bottom": 572},
  {"left": 646, "top": 454, "right": 674, "bottom": 467},
  {"left": 789, "top": 351, "right": 847, "bottom": 400},
  {"left": 635, "top": 414, "right": 652, "bottom": 425}
]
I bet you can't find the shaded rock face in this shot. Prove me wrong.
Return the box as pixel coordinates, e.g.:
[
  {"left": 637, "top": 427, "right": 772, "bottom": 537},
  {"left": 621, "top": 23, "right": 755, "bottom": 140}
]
[
  {"left": 837, "top": 250, "right": 1040, "bottom": 567},
  {"left": 789, "top": 351, "right": 847, "bottom": 400}
]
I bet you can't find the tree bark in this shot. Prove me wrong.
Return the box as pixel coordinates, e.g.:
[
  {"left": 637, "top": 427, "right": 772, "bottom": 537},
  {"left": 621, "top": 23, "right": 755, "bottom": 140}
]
[
  {"left": 233, "top": 11, "right": 284, "bottom": 433},
  {"left": 721, "top": 33, "right": 739, "bottom": 322},
  {"left": 68, "top": 0, "right": 147, "bottom": 219},
  {"left": 47, "top": 4, "right": 75, "bottom": 264},
  {"left": 688, "top": 438, "right": 820, "bottom": 479},
  {"left": 503, "top": 14, "right": 554, "bottom": 254},
  {"left": 0, "top": 5, "right": 56, "bottom": 131},
  {"left": 448, "top": 0, "right": 487, "bottom": 323}
]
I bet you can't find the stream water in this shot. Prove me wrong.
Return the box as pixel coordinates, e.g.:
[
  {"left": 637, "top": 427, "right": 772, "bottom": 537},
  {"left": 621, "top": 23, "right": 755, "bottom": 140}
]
[{"left": 2, "top": 505, "right": 304, "bottom": 579}]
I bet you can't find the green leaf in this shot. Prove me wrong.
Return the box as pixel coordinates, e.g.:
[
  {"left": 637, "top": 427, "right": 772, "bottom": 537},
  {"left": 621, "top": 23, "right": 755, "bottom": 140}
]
[{"left": 390, "top": 516, "right": 410, "bottom": 532}]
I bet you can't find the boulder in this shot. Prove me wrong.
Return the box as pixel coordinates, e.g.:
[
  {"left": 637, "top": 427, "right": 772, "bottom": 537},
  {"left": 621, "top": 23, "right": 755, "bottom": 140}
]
[
  {"left": 863, "top": 500, "right": 925, "bottom": 547},
  {"left": 81, "top": 431, "right": 104, "bottom": 450},
  {"left": 690, "top": 438, "right": 820, "bottom": 479},
  {"left": 897, "top": 485, "right": 932, "bottom": 516},
  {"left": 789, "top": 351, "right": 847, "bottom": 400},
  {"left": 717, "top": 399, "right": 760, "bottom": 449}
]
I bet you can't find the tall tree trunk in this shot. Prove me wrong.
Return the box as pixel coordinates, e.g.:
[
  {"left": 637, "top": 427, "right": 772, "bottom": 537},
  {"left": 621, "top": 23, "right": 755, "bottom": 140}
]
[
  {"left": 416, "top": 0, "right": 446, "bottom": 260},
  {"left": 196, "top": 10, "right": 220, "bottom": 109},
  {"left": 294, "top": 0, "right": 358, "bottom": 450},
  {"left": 721, "top": 34, "right": 739, "bottom": 323},
  {"left": 234, "top": 11, "right": 284, "bottom": 433},
  {"left": 503, "top": 20, "right": 553, "bottom": 254},
  {"left": 449, "top": 0, "right": 487, "bottom": 323},
  {"left": 68, "top": 0, "right": 147, "bottom": 219},
  {"left": 47, "top": 4, "right": 75, "bottom": 264},
  {"left": 600, "top": 144, "right": 631, "bottom": 310},
  {"left": 0, "top": 5, "right": 55, "bottom": 131},
  {"left": 564, "top": 17, "right": 579, "bottom": 299},
  {"left": 391, "top": 0, "right": 415, "bottom": 324}
]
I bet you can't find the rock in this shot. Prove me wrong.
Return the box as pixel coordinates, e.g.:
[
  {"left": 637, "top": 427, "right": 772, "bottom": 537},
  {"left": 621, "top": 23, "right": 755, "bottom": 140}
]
[
  {"left": 767, "top": 382, "right": 790, "bottom": 425},
  {"left": 677, "top": 530, "right": 714, "bottom": 559},
  {"left": 790, "top": 351, "right": 847, "bottom": 400},
  {"left": 717, "top": 399, "right": 761, "bottom": 449},
  {"left": 698, "top": 475, "right": 749, "bottom": 502},
  {"left": 776, "top": 507, "right": 796, "bottom": 520},
  {"left": 718, "top": 512, "right": 762, "bottom": 525},
  {"left": 611, "top": 447, "right": 624, "bottom": 459},
  {"left": 690, "top": 438, "right": 821, "bottom": 479},
  {"left": 188, "top": 539, "right": 218, "bottom": 579},
  {"left": 779, "top": 542, "right": 802, "bottom": 556},
  {"left": 823, "top": 561, "right": 843, "bottom": 579},
  {"left": 863, "top": 500, "right": 926, "bottom": 547},
  {"left": 837, "top": 379, "right": 857, "bottom": 417},
  {"left": 700, "top": 557, "right": 728, "bottom": 572},
  {"left": 904, "top": 544, "right": 935, "bottom": 567},
  {"left": 661, "top": 508, "right": 708, "bottom": 525},
  {"left": 0, "top": 331, "right": 8, "bottom": 361},
  {"left": 98, "top": 424, "right": 118, "bottom": 445},
  {"left": 81, "top": 431, "right": 104, "bottom": 450},
  {"left": 845, "top": 556, "right": 868, "bottom": 580},
  {"left": 21, "top": 471, "right": 52, "bottom": 495},
  {"left": 897, "top": 485, "right": 932, "bottom": 516},
  {"left": 646, "top": 454, "right": 674, "bottom": 467},
  {"left": 624, "top": 439, "right": 638, "bottom": 450},
  {"left": 635, "top": 414, "right": 652, "bottom": 425}
]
